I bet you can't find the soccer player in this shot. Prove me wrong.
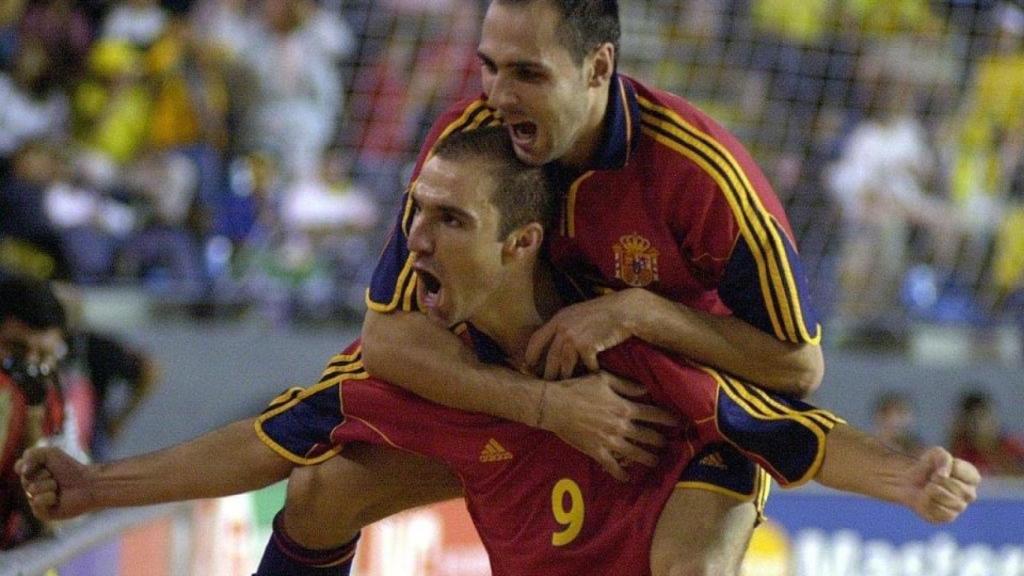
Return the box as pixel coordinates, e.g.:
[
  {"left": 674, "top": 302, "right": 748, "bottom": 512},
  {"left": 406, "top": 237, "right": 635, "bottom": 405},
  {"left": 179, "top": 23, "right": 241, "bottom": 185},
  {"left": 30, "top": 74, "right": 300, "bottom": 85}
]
[
  {"left": 19, "top": 129, "right": 980, "bottom": 576},
  {"left": 275, "top": 1, "right": 826, "bottom": 574}
]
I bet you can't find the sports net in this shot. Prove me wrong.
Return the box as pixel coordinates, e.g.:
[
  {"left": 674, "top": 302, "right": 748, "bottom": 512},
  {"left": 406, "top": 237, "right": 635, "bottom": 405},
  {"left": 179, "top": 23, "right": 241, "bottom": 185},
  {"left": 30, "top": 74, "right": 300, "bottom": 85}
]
[
  {"left": 338, "top": 0, "right": 1024, "bottom": 338},
  {"left": 0, "top": 0, "right": 1021, "bottom": 338}
]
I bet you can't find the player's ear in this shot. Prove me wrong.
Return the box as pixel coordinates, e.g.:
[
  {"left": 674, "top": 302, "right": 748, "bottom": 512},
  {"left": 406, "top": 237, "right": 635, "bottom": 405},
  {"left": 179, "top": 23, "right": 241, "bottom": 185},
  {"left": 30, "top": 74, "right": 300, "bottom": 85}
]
[
  {"left": 503, "top": 223, "right": 544, "bottom": 262},
  {"left": 587, "top": 43, "right": 615, "bottom": 87}
]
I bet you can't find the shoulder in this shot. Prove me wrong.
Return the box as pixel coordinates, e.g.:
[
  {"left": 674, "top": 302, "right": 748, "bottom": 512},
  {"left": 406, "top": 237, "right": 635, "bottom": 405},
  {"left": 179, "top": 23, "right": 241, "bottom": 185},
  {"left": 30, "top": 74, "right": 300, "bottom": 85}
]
[
  {"left": 414, "top": 95, "right": 498, "bottom": 174},
  {"left": 428, "top": 95, "right": 497, "bottom": 140},
  {"left": 627, "top": 76, "right": 734, "bottom": 147}
]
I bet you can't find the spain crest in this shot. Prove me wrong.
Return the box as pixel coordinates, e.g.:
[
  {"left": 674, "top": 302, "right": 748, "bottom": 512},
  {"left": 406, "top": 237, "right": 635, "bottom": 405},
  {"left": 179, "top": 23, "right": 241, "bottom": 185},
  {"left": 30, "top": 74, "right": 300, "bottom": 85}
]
[{"left": 613, "top": 233, "right": 659, "bottom": 287}]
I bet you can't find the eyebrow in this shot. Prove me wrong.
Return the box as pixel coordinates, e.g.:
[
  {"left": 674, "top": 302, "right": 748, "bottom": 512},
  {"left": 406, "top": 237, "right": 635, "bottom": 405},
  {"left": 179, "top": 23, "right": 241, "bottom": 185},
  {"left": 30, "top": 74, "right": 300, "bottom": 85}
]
[
  {"left": 477, "top": 51, "right": 546, "bottom": 73},
  {"left": 411, "top": 191, "right": 475, "bottom": 222}
]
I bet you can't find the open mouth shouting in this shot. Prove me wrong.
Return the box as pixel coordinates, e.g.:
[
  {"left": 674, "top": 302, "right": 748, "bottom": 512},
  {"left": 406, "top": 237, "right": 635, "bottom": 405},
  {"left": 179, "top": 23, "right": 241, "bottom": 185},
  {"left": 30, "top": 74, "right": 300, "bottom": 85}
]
[
  {"left": 507, "top": 119, "right": 538, "bottom": 156},
  {"left": 414, "top": 265, "right": 447, "bottom": 322}
]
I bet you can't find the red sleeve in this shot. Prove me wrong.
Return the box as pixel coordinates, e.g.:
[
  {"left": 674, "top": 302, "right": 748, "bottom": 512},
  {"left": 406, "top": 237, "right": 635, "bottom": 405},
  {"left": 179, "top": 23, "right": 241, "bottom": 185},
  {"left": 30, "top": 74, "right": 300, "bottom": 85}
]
[{"left": 667, "top": 105, "right": 820, "bottom": 344}]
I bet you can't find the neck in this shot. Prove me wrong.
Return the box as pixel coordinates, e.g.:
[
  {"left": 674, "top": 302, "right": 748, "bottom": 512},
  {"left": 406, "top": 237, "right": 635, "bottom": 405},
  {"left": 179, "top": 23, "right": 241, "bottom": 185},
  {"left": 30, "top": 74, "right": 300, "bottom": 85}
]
[
  {"left": 560, "top": 79, "right": 613, "bottom": 171},
  {"left": 470, "top": 265, "right": 562, "bottom": 366}
]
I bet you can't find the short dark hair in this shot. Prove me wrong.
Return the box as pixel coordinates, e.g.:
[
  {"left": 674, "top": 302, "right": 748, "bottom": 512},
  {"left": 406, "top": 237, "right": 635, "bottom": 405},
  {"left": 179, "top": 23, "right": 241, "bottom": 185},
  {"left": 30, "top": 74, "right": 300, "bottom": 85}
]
[
  {"left": 0, "top": 275, "right": 66, "bottom": 332},
  {"left": 959, "top": 390, "right": 992, "bottom": 414},
  {"left": 433, "top": 126, "right": 559, "bottom": 238},
  {"left": 496, "top": 0, "right": 620, "bottom": 64}
]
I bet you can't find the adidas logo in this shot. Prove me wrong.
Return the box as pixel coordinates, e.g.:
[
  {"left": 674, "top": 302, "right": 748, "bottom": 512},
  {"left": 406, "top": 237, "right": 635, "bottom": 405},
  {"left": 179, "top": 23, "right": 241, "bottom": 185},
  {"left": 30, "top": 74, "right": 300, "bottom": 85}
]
[
  {"left": 699, "top": 451, "right": 728, "bottom": 470},
  {"left": 479, "top": 438, "right": 513, "bottom": 462}
]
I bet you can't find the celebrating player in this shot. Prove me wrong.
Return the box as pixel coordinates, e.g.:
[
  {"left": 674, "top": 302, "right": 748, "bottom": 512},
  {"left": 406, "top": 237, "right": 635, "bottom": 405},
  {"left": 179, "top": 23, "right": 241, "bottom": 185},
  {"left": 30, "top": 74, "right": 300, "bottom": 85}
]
[
  {"left": 19, "top": 128, "right": 980, "bottom": 576},
  {"left": 273, "top": 1, "right": 826, "bottom": 573}
]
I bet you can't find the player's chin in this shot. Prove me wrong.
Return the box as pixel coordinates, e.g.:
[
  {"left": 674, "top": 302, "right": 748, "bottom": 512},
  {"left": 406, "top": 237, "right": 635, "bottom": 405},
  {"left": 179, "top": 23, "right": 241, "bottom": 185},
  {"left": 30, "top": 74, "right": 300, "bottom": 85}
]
[
  {"left": 510, "top": 139, "right": 551, "bottom": 166},
  {"left": 424, "top": 305, "right": 453, "bottom": 328}
]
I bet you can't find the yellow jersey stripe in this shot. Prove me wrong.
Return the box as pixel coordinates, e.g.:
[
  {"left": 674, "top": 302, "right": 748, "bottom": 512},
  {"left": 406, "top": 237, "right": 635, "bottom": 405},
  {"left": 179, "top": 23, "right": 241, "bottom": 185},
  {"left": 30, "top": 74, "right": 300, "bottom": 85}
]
[
  {"left": 694, "top": 363, "right": 824, "bottom": 434},
  {"left": 638, "top": 97, "right": 816, "bottom": 343},
  {"left": 617, "top": 79, "right": 634, "bottom": 166},
  {"left": 253, "top": 419, "right": 342, "bottom": 466},
  {"left": 716, "top": 374, "right": 828, "bottom": 487},
  {"left": 265, "top": 386, "right": 304, "bottom": 411},
  {"left": 324, "top": 349, "right": 362, "bottom": 367},
  {"left": 564, "top": 171, "right": 596, "bottom": 238},
  {"left": 641, "top": 104, "right": 805, "bottom": 340},
  {"left": 641, "top": 103, "right": 816, "bottom": 343},
  {"left": 638, "top": 123, "right": 786, "bottom": 340},
  {"left": 718, "top": 373, "right": 829, "bottom": 436},
  {"left": 738, "top": 379, "right": 843, "bottom": 430}
]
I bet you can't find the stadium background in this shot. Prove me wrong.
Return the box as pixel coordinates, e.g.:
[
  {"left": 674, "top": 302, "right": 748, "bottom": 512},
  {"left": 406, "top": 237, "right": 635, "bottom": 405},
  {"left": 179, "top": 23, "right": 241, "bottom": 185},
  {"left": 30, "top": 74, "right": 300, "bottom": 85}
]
[{"left": 0, "top": 0, "right": 1022, "bottom": 574}]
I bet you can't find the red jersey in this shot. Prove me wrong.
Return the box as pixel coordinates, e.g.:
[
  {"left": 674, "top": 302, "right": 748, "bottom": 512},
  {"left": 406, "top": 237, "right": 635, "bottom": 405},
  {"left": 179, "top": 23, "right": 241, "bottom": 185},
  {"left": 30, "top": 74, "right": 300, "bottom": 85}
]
[
  {"left": 257, "top": 334, "right": 838, "bottom": 575},
  {"left": 368, "top": 74, "right": 820, "bottom": 345}
]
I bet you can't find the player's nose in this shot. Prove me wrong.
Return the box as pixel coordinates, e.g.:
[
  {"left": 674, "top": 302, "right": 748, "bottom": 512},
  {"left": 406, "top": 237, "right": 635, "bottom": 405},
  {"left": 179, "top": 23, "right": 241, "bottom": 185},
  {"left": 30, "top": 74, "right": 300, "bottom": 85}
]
[
  {"left": 486, "top": 72, "right": 516, "bottom": 111},
  {"left": 407, "top": 216, "right": 433, "bottom": 256}
]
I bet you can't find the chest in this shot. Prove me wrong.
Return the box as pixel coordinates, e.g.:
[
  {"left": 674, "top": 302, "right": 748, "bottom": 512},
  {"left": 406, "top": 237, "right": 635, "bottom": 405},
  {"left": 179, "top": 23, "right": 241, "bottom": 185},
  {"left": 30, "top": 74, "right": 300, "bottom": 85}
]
[{"left": 546, "top": 166, "right": 718, "bottom": 304}]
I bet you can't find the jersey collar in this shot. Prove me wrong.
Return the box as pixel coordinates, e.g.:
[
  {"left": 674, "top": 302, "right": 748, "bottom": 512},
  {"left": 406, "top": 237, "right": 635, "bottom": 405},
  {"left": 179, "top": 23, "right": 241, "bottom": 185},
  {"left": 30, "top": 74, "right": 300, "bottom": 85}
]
[
  {"left": 588, "top": 73, "right": 641, "bottom": 171},
  {"left": 462, "top": 323, "right": 509, "bottom": 366}
]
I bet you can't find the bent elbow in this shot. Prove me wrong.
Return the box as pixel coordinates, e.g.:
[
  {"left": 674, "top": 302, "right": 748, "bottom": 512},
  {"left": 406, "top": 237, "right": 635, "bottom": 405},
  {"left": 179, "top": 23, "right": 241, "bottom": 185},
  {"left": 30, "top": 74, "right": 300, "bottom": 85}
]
[{"left": 790, "top": 345, "right": 825, "bottom": 398}]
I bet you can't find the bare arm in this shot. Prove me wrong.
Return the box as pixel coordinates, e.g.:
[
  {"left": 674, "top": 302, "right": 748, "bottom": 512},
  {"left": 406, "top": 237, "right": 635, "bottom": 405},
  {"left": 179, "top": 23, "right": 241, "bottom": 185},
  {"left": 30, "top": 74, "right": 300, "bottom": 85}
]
[
  {"left": 18, "top": 418, "right": 292, "bottom": 520},
  {"left": 525, "top": 288, "right": 824, "bottom": 397},
  {"left": 361, "top": 309, "right": 678, "bottom": 481},
  {"left": 630, "top": 290, "right": 823, "bottom": 396},
  {"left": 815, "top": 423, "right": 980, "bottom": 523}
]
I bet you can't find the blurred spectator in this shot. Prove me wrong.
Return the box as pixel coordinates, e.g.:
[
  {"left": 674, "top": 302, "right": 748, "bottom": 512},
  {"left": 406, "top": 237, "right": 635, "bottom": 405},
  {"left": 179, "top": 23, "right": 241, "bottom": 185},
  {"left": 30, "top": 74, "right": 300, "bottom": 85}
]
[
  {"left": 954, "top": 3, "right": 1024, "bottom": 312},
  {"left": 872, "top": 391, "right": 925, "bottom": 456},
  {"left": 281, "top": 146, "right": 378, "bottom": 235},
  {"left": 72, "top": 39, "right": 152, "bottom": 171},
  {"left": 0, "top": 275, "right": 74, "bottom": 548},
  {"left": 54, "top": 285, "right": 158, "bottom": 458},
  {"left": 146, "top": 14, "right": 231, "bottom": 209},
  {"left": 101, "top": 0, "right": 167, "bottom": 48},
  {"left": 0, "top": 0, "right": 24, "bottom": 68},
  {"left": 826, "top": 74, "right": 953, "bottom": 337},
  {"left": 0, "top": 39, "right": 69, "bottom": 163},
  {"left": 349, "top": 29, "right": 422, "bottom": 213},
  {"left": 43, "top": 148, "right": 136, "bottom": 284},
  {"left": 988, "top": 200, "right": 1024, "bottom": 313},
  {"left": 189, "top": 0, "right": 252, "bottom": 57},
  {"left": 233, "top": 0, "right": 349, "bottom": 181},
  {"left": 0, "top": 141, "right": 68, "bottom": 279},
  {"left": 949, "top": 389, "right": 1024, "bottom": 476},
  {"left": 19, "top": 0, "right": 93, "bottom": 90},
  {"left": 117, "top": 152, "right": 205, "bottom": 291},
  {"left": 842, "top": 0, "right": 943, "bottom": 37},
  {"left": 282, "top": 146, "right": 380, "bottom": 318},
  {"left": 66, "top": 330, "right": 157, "bottom": 457}
]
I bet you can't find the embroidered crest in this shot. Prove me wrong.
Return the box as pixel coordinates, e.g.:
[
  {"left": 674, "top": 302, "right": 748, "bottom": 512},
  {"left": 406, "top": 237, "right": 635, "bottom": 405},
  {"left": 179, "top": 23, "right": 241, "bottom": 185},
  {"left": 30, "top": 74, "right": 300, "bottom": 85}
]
[{"left": 613, "top": 233, "right": 659, "bottom": 287}]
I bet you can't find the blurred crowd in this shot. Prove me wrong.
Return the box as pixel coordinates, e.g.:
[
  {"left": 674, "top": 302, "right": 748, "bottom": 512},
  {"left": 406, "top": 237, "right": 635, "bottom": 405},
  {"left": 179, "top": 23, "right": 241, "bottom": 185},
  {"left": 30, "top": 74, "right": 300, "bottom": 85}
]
[
  {"left": 0, "top": 0, "right": 1021, "bottom": 332},
  {"left": 0, "top": 0, "right": 481, "bottom": 323},
  {"left": 873, "top": 387, "right": 1024, "bottom": 477},
  {"left": 618, "top": 0, "right": 1024, "bottom": 342}
]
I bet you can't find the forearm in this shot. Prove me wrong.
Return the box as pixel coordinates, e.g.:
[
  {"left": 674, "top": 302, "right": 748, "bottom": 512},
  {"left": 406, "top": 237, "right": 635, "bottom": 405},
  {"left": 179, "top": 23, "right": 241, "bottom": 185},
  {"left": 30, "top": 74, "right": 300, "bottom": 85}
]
[
  {"left": 814, "top": 423, "right": 915, "bottom": 504},
  {"left": 85, "top": 419, "right": 292, "bottom": 510},
  {"left": 362, "top": 310, "right": 545, "bottom": 426},
  {"left": 630, "top": 290, "right": 823, "bottom": 396}
]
